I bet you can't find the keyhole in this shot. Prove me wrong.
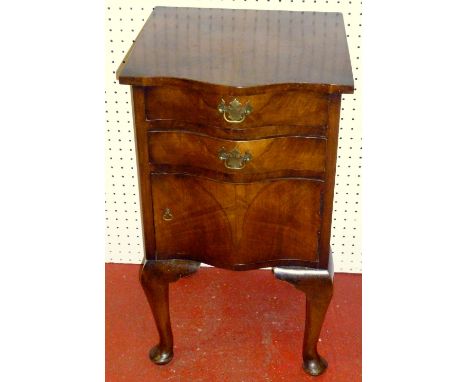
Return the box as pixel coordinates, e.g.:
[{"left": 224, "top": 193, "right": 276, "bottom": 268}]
[{"left": 162, "top": 208, "right": 173, "bottom": 221}]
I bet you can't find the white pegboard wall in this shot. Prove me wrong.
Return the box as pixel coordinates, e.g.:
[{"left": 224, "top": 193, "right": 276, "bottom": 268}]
[{"left": 105, "top": 0, "right": 362, "bottom": 273}]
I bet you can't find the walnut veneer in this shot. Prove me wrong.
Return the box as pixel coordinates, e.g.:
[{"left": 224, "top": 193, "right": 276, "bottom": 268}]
[{"left": 117, "top": 6, "right": 354, "bottom": 377}]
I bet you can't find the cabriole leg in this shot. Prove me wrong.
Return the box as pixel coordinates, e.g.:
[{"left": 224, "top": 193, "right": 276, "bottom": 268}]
[
  {"left": 140, "top": 259, "right": 200, "bottom": 365},
  {"left": 273, "top": 265, "right": 333, "bottom": 377}
]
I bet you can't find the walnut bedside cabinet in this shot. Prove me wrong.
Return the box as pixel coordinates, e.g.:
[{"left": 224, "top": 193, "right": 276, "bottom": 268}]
[{"left": 117, "top": 7, "right": 353, "bottom": 377}]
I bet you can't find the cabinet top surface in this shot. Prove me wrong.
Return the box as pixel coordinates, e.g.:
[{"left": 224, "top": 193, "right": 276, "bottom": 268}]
[{"left": 117, "top": 7, "right": 354, "bottom": 93}]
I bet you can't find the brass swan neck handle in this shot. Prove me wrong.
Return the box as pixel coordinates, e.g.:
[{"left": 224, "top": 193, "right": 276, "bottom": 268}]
[
  {"left": 218, "top": 147, "right": 252, "bottom": 170},
  {"left": 217, "top": 98, "right": 253, "bottom": 124}
]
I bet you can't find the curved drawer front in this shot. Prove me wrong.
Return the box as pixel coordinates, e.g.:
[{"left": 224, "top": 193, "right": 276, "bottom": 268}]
[
  {"left": 148, "top": 119, "right": 327, "bottom": 141},
  {"left": 144, "top": 86, "right": 329, "bottom": 128},
  {"left": 151, "top": 173, "right": 321, "bottom": 269},
  {"left": 148, "top": 132, "right": 326, "bottom": 179}
]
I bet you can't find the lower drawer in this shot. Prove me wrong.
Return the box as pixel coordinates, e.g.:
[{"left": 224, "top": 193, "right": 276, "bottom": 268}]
[
  {"left": 148, "top": 132, "right": 326, "bottom": 179},
  {"left": 151, "top": 173, "right": 322, "bottom": 269}
]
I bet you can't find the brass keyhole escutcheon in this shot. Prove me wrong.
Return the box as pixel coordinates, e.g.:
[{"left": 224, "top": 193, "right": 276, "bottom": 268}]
[
  {"left": 217, "top": 98, "right": 253, "bottom": 123},
  {"left": 162, "top": 208, "right": 173, "bottom": 221}
]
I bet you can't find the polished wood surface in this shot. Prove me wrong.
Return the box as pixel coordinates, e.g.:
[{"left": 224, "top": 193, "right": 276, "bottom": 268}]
[
  {"left": 151, "top": 174, "right": 322, "bottom": 270},
  {"left": 118, "top": 6, "right": 354, "bottom": 378},
  {"left": 148, "top": 119, "right": 327, "bottom": 141},
  {"left": 131, "top": 87, "right": 156, "bottom": 259},
  {"left": 140, "top": 260, "right": 200, "bottom": 365},
  {"left": 144, "top": 87, "right": 329, "bottom": 127},
  {"left": 273, "top": 261, "right": 334, "bottom": 376},
  {"left": 148, "top": 132, "right": 326, "bottom": 180},
  {"left": 117, "top": 7, "right": 354, "bottom": 93}
]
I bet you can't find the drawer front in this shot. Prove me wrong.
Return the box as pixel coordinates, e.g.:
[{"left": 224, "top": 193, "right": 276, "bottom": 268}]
[
  {"left": 148, "top": 119, "right": 327, "bottom": 141},
  {"left": 148, "top": 132, "right": 326, "bottom": 179},
  {"left": 145, "top": 86, "right": 329, "bottom": 128},
  {"left": 152, "top": 174, "right": 321, "bottom": 269}
]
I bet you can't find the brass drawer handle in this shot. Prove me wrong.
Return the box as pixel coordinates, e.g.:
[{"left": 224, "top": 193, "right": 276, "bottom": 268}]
[
  {"left": 217, "top": 98, "right": 253, "bottom": 123},
  {"left": 162, "top": 208, "right": 173, "bottom": 221},
  {"left": 218, "top": 147, "right": 252, "bottom": 170}
]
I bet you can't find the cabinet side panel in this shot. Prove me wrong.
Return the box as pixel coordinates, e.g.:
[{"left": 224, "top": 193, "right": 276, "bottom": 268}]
[
  {"left": 131, "top": 86, "right": 156, "bottom": 260},
  {"left": 319, "top": 95, "right": 342, "bottom": 268}
]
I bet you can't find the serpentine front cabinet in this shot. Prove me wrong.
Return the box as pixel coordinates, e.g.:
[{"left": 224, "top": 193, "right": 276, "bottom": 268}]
[{"left": 117, "top": 7, "right": 354, "bottom": 377}]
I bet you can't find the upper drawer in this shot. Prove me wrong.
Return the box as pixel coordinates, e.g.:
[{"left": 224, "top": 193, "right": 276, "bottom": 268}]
[
  {"left": 148, "top": 131, "right": 326, "bottom": 180},
  {"left": 144, "top": 86, "right": 329, "bottom": 128}
]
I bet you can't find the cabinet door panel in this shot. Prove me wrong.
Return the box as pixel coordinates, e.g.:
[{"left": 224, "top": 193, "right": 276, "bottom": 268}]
[{"left": 152, "top": 174, "right": 322, "bottom": 269}]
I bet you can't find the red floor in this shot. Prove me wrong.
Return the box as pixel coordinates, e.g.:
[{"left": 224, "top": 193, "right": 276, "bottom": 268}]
[{"left": 106, "top": 264, "right": 361, "bottom": 382}]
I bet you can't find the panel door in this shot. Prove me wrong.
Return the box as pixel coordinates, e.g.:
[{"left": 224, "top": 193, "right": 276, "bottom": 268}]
[{"left": 151, "top": 173, "right": 322, "bottom": 269}]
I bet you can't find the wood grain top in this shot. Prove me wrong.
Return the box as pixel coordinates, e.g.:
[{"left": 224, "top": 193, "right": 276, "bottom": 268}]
[{"left": 117, "top": 7, "right": 354, "bottom": 93}]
